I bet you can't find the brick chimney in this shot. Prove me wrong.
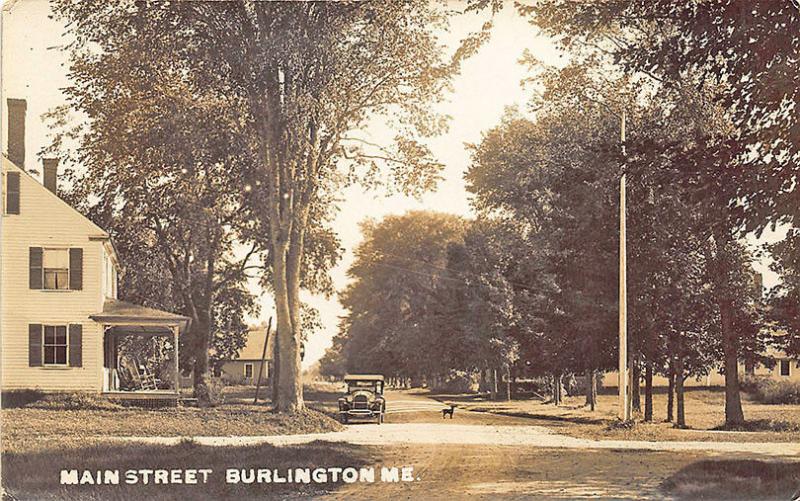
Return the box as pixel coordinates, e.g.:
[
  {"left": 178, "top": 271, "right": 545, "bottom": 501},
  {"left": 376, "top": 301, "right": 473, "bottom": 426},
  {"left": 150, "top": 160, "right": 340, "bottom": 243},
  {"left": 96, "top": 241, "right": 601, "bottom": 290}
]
[
  {"left": 7, "top": 98, "right": 26, "bottom": 167},
  {"left": 43, "top": 158, "right": 59, "bottom": 195}
]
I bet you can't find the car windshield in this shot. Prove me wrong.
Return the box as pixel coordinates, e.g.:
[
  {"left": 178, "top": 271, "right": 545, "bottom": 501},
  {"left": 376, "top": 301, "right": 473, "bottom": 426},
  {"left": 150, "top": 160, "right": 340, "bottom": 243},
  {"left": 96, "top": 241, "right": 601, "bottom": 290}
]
[{"left": 348, "top": 380, "right": 380, "bottom": 393}]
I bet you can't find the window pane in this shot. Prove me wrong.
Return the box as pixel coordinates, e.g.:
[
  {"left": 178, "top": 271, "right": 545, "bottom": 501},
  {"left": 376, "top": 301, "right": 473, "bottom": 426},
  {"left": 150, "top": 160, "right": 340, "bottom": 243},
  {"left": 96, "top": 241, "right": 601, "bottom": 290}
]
[
  {"left": 56, "top": 270, "right": 69, "bottom": 289},
  {"left": 44, "top": 271, "right": 57, "bottom": 290},
  {"left": 43, "top": 249, "right": 69, "bottom": 268},
  {"left": 45, "top": 269, "right": 70, "bottom": 290},
  {"left": 44, "top": 326, "right": 56, "bottom": 344},
  {"left": 55, "top": 346, "right": 67, "bottom": 365},
  {"left": 781, "top": 360, "right": 790, "bottom": 376},
  {"left": 44, "top": 346, "right": 56, "bottom": 365},
  {"left": 55, "top": 326, "right": 67, "bottom": 344}
]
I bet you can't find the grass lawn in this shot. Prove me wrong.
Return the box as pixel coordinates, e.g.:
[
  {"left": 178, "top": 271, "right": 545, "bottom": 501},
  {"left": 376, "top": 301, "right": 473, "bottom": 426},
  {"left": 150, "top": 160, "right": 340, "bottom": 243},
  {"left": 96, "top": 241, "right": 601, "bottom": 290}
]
[
  {"left": 1, "top": 384, "right": 343, "bottom": 454},
  {"left": 223, "top": 381, "right": 343, "bottom": 414},
  {"left": 433, "top": 387, "right": 800, "bottom": 443}
]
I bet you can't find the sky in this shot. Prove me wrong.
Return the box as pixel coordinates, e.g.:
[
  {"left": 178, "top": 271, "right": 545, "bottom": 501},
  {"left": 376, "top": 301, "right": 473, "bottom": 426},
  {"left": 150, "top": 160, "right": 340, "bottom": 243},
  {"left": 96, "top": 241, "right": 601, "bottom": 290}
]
[{"left": 1, "top": 0, "right": 786, "bottom": 369}]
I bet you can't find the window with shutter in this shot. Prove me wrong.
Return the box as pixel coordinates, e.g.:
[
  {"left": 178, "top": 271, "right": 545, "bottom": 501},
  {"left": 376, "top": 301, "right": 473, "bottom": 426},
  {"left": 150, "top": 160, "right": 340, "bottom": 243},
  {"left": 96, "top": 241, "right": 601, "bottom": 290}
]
[
  {"left": 43, "top": 249, "right": 70, "bottom": 290},
  {"left": 29, "top": 324, "right": 42, "bottom": 367},
  {"left": 29, "top": 247, "right": 43, "bottom": 289},
  {"left": 31, "top": 248, "right": 83, "bottom": 290},
  {"left": 69, "top": 248, "right": 83, "bottom": 290},
  {"left": 43, "top": 325, "right": 68, "bottom": 365},
  {"left": 69, "top": 324, "right": 82, "bottom": 367},
  {"left": 5, "top": 171, "right": 20, "bottom": 214}
]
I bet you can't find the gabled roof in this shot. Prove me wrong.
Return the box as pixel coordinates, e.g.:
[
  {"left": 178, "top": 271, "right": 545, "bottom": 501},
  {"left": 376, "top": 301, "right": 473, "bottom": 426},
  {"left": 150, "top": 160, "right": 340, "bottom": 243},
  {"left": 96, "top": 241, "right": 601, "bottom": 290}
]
[
  {"left": 3, "top": 155, "right": 122, "bottom": 270},
  {"left": 3, "top": 156, "right": 109, "bottom": 238},
  {"left": 232, "top": 325, "right": 275, "bottom": 361}
]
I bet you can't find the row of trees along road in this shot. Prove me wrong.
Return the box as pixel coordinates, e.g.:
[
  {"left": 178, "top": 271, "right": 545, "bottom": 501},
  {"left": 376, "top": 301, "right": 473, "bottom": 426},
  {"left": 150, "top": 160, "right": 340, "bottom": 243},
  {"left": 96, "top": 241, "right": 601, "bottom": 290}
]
[
  {"left": 323, "top": 71, "right": 770, "bottom": 427},
  {"left": 525, "top": 0, "right": 800, "bottom": 427},
  {"left": 49, "top": 1, "right": 488, "bottom": 411},
  {"left": 324, "top": 0, "right": 799, "bottom": 427}
]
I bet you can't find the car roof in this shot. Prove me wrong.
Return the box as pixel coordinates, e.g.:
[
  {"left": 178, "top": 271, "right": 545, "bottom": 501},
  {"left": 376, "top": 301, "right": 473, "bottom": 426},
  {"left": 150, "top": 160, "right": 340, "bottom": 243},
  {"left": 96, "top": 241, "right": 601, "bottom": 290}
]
[{"left": 344, "top": 374, "right": 384, "bottom": 382}]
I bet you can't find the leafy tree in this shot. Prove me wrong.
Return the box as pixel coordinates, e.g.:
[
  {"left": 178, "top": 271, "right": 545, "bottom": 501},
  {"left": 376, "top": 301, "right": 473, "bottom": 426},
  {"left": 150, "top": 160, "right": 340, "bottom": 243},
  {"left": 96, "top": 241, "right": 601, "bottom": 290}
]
[
  {"left": 51, "top": 1, "right": 481, "bottom": 410},
  {"left": 466, "top": 55, "right": 773, "bottom": 423},
  {"left": 337, "top": 211, "right": 468, "bottom": 381},
  {"left": 768, "top": 230, "right": 800, "bottom": 356},
  {"left": 318, "top": 340, "right": 347, "bottom": 380},
  {"left": 466, "top": 85, "right": 624, "bottom": 400},
  {"left": 522, "top": 3, "right": 794, "bottom": 424},
  {"left": 444, "top": 220, "right": 530, "bottom": 398},
  {"left": 524, "top": 0, "right": 799, "bottom": 230},
  {"left": 41, "top": 58, "right": 259, "bottom": 388}
]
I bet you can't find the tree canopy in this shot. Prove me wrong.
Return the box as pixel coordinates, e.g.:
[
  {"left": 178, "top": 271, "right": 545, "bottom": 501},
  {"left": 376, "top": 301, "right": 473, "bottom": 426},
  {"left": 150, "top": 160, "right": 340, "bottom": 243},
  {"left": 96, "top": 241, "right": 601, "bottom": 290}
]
[{"left": 51, "top": 0, "right": 481, "bottom": 410}]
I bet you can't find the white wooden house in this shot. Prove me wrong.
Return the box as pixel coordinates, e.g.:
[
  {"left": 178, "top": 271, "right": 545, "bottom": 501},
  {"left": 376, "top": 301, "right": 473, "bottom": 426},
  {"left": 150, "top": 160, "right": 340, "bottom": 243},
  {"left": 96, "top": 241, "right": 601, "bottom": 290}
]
[
  {"left": 218, "top": 324, "right": 274, "bottom": 385},
  {"left": 1, "top": 98, "right": 189, "bottom": 399}
]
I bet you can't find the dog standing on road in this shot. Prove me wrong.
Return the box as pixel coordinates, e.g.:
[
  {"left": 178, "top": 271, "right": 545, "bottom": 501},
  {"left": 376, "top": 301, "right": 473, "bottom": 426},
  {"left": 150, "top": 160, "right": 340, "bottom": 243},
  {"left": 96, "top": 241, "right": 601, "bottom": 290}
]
[{"left": 442, "top": 404, "right": 455, "bottom": 419}]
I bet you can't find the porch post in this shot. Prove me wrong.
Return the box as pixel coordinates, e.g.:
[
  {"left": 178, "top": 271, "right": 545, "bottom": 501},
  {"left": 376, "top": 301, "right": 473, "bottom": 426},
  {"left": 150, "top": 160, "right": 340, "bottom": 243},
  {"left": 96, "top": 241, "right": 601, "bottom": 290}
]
[{"left": 173, "top": 324, "right": 180, "bottom": 394}]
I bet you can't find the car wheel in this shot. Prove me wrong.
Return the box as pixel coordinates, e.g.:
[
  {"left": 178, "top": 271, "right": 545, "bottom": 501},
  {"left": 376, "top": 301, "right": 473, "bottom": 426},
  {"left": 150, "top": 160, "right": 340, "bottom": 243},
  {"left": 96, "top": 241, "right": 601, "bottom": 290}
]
[{"left": 341, "top": 415, "right": 349, "bottom": 424}]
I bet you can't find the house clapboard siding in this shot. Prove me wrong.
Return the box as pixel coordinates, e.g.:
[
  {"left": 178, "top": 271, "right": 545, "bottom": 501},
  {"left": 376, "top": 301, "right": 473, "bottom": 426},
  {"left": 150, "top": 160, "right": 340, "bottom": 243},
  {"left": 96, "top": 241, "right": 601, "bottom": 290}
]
[
  {"left": 1, "top": 157, "right": 115, "bottom": 391},
  {"left": 219, "top": 325, "right": 274, "bottom": 385}
]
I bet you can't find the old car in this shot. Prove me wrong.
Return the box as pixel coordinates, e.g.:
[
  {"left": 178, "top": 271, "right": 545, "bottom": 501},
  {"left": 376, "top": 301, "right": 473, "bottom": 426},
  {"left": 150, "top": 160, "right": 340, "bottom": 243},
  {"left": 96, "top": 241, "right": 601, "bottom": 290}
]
[{"left": 338, "top": 374, "right": 385, "bottom": 424}]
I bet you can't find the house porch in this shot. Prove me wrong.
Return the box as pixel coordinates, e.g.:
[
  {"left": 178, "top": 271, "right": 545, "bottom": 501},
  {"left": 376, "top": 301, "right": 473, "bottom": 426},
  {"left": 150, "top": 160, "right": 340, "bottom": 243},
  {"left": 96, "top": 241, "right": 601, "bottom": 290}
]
[{"left": 90, "top": 299, "right": 190, "bottom": 399}]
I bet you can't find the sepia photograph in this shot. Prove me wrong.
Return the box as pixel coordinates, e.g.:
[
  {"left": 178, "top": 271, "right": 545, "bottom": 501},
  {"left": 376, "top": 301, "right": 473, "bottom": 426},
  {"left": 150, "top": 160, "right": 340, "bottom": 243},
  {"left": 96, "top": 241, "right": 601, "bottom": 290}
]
[{"left": 1, "top": 0, "right": 799, "bottom": 499}]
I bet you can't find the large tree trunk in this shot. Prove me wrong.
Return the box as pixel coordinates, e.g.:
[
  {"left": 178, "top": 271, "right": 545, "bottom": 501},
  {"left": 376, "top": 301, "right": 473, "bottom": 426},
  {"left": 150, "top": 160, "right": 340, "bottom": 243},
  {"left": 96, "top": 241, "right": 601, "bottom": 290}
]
[
  {"left": 192, "top": 319, "right": 210, "bottom": 390},
  {"left": 272, "top": 238, "right": 304, "bottom": 412},
  {"left": 505, "top": 364, "right": 512, "bottom": 401},
  {"left": 644, "top": 361, "right": 653, "bottom": 422},
  {"left": 552, "top": 372, "right": 562, "bottom": 406},
  {"left": 193, "top": 249, "right": 216, "bottom": 390},
  {"left": 192, "top": 326, "right": 208, "bottom": 387},
  {"left": 479, "top": 368, "right": 489, "bottom": 393},
  {"left": 585, "top": 369, "right": 597, "bottom": 411},
  {"left": 557, "top": 373, "right": 564, "bottom": 405},
  {"left": 675, "top": 359, "right": 686, "bottom": 428},
  {"left": 666, "top": 363, "right": 675, "bottom": 423},
  {"left": 631, "top": 361, "right": 641, "bottom": 413},
  {"left": 719, "top": 299, "right": 745, "bottom": 426}
]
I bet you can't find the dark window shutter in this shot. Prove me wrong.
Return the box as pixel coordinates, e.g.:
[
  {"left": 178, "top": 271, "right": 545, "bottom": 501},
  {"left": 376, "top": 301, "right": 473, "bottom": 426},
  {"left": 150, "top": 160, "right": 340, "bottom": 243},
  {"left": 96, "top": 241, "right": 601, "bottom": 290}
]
[
  {"left": 69, "top": 248, "right": 83, "bottom": 290},
  {"left": 29, "top": 324, "right": 42, "bottom": 367},
  {"left": 69, "top": 324, "right": 82, "bottom": 367},
  {"left": 6, "top": 171, "right": 20, "bottom": 214},
  {"left": 29, "top": 247, "right": 43, "bottom": 289}
]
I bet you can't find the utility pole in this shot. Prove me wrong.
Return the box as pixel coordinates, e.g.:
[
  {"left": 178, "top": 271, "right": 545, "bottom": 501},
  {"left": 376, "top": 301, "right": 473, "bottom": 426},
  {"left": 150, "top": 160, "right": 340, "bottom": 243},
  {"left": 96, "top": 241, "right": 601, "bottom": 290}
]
[
  {"left": 253, "top": 317, "right": 273, "bottom": 404},
  {"left": 618, "top": 110, "right": 632, "bottom": 422}
]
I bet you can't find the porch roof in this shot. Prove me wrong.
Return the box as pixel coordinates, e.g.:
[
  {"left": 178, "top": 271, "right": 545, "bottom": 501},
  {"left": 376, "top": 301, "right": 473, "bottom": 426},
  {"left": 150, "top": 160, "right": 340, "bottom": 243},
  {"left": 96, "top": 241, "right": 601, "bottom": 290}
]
[{"left": 91, "top": 299, "right": 190, "bottom": 332}]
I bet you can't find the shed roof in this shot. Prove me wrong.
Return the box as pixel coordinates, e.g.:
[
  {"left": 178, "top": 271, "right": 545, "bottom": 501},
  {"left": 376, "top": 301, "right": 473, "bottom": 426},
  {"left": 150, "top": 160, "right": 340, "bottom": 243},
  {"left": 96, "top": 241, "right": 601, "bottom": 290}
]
[{"left": 91, "top": 299, "right": 190, "bottom": 327}]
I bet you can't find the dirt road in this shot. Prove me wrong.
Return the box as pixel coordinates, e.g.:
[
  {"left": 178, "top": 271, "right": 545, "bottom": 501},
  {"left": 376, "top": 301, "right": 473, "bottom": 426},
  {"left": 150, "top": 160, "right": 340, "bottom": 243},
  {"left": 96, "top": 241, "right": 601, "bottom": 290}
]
[
  {"left": 116, "top": 390, "right": 800, "bottom": 456},
  {"left": 320, "top": 391, "right": 800, "bottom": 500},
  {"left": 319, "top": 443, "right": 716, "bottom": 500},
  {"left": 109, "top": 390, "right": 800, "bottom": 499}
]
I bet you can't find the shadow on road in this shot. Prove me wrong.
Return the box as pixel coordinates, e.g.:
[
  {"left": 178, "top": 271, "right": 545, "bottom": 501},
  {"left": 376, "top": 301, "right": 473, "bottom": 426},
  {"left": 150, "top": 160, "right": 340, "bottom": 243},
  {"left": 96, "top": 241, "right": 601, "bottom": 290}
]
[{"left": 660, "top": 459, "right": 800, "bottom": 500}]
